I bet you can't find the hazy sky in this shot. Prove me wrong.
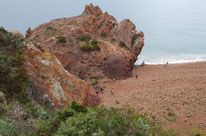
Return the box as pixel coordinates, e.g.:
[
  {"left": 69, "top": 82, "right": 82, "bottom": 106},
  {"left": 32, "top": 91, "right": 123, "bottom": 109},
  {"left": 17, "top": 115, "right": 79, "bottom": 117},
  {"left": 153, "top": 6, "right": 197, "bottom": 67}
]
[{"left": 0, "top": 0, "right": 146, "bottom": 34}]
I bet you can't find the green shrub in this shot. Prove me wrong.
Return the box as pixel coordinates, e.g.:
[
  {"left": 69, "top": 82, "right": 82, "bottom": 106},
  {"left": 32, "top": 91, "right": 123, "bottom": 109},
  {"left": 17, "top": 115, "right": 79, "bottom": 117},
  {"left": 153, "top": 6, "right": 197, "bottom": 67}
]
[
  {"left": 119, "top": 41, "right": 126, "bottom": 47},
  {"left": 0, "top": 91, "right": 6, "bottom": 103},
  {"left": 45, "top": 26, "right": 58, "bottom": 36},
  {"left": 111, "top": 38, "right": 117, "bottom": 43},
  {"left": 0, "top": 27, "right": 30, "bottom": 103},
  {"left": 0, "top": 92, "right": 7, "bottom": 114},
  {"left": 91, "top": 39, "right": 99, "bottom": 46},
  {"left": 0, "top": 99, "right": 178, "bottom": 136},
  {"left": 35, "top": 103, "right": 78, "bottom": 136},
  {"left": 24, "top": 102, "right": 48, "bottom": 119},
  {"left": 137, "top": 118, "right": 151, "bottom": 135},
  {"left": 46, "top": 26, "right": 57, "bottom": 31},
  {"left": 35, "top": 107, "right": 73, "bottom": 136},
  {"left": 56, "top": 109, "right": 75, "bottom": 121},
  {"left": 80, "top": 41, "right": 94, "bottom": 52},
  {"left": 151, "top": 125, "right": 178, "bottom": 136},
  {"left": 90, "top": 81, "right": 99, "bottom": 86},
  {"left": 54, "top": 111, "right": 102, "bottom": 136},
  {"left": 55, "top": 36, "right": 67, "bottom": 43},
  {"left": 101, "top": 34, "right": 107, "bottom": 38},
  {"left": 73, "top": 24, "right": 79, "bottom": 27},
  {"left": 53, "top": 104, "right": 179, "bottom": 136},
  {"left": 0, "top": 103, "right": 7, "bottom": 114},
  {"left": 0, "top": 119, "right": 17, "bottom": 136},
  {"left": 70, "top": 101, "right": 87, "bottom": 113},
  {"left": 80, "top": 41, "right": 100, "bottom": 52},
  {"left": 93, "top": 44, "right": 100, "bottom": 51},
  {"left": 77, "top": 35, "right": 91, "bottom": 41},
  {"left": 167, "top": 112, "right": 178, "bottom": 122},
  {"left": 91, "top": 39, "right": 100, "bottom": 51},
  {"left": 190, "top": 127, "right": 206, "bottom": 136},
  {"left": 35, "top": 119, "right": 57, "bottom": 136},
  {"left": 54, "top": 105, "right": 148, "bottom": 136}
]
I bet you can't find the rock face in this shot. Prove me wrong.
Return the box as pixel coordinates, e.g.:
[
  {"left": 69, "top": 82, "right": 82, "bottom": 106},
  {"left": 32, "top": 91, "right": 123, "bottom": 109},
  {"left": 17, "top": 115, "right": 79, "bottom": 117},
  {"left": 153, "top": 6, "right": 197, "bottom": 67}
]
[
  {"left": 24, "top": 43, "right": 100, "bottom": 108},
  {"left": 27, "top": 4, "right": 144, "bottom": 81},
  {"left": 25, "top": 27, "right": 32, "bottom": 38}
]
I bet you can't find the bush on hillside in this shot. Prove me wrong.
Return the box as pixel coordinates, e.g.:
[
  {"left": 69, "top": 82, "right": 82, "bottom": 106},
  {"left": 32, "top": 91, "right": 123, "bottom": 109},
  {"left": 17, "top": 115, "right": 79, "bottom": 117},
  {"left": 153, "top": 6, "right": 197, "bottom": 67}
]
[
  {"left": 90, "top": 80, "right": 99, "bottom": 86},
  {"left": 0, "top": 92, "right": 7, "bottom": 114},
  {"left": 24, "top": 102, "right": 49, "bottom": 119},
  {"left": 45, "top": 26, "right": 58, "bottom": 36},
  {"left": 55, "top": 36, "right": 67, "bottom": 43},
  {"left": 48, "top": 104, "right": 177, "bottom": 136},
  {"left": 80, "top": 41, "right": 100, "bottom": 52},
  {"left": 0, "top": 119, "right": 17, "bottom": 136},
  {"left": 77, "top": 35, "right": 91, "bottom": 41},
  {"left": 0, "top": 27, "right": 30, "bottom": 103},
  {"left": 119, "top": 41, "right": 126, "bottom": 47},
  {"left": 101, "top": 34, "right": 107, "bottom": 38},
  {"left": 91, "top": 39, "right": 101, "bottom": 51},
  {"left": 111, "top": 38, "right": 117, "bottom": 43},
  {"left": 91, "top": 39, "right": 99, "bottom": 46}
]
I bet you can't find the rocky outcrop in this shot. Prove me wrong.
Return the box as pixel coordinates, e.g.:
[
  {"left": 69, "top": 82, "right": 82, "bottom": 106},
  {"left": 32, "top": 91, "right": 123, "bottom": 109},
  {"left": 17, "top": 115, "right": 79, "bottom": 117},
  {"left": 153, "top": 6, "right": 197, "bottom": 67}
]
[
  {"left": 27, "top": 4, "right": 144, "bottom": 81},
  {"left": 24, "top": 43, "right": 100, "bottom": 108},
  {"left": 25, "top": 27, "right": 32, "bottom": 38}
]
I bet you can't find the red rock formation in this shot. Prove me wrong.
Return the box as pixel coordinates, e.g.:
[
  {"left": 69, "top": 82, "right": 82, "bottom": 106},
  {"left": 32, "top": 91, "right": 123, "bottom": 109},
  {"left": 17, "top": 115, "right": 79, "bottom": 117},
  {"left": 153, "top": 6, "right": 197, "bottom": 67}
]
[
  {"left": 27, "top": 4, "right": 144, "bottom": 80},
  {"left": 24, "top": 43, "right": 100, "bottom": 108},
  {"left": 25, "top": 27, "right": 32, "bottom": 38}
]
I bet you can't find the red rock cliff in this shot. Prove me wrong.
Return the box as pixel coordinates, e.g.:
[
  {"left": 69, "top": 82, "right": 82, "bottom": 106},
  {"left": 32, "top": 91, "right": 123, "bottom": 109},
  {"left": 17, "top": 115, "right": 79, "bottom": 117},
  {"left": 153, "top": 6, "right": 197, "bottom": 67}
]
[{"left": 27, "top": 4, "right": 144, "bottom": 81}]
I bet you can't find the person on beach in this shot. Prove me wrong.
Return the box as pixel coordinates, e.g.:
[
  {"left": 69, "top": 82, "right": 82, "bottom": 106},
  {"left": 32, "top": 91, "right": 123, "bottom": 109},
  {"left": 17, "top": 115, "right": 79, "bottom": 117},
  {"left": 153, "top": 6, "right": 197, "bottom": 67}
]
[
  {"left": 136, "top": 74, "right": 138, "bottom": 79},
  {"left": 164, "top": 62, "right": 169, "bottom": 67},
  {"left": 112, "top": 76, "right": 115, "bottom": 83},
  {"left": 141, "top": 61, "right": 145, "bottom": 67}
]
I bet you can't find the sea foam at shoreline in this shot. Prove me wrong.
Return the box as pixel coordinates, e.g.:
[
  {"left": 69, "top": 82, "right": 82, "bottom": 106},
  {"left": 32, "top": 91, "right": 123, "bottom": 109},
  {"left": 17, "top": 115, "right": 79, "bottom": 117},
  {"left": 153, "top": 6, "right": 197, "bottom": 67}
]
[{"left": 136, "top": 54, "right": 206, "bottom": 65}]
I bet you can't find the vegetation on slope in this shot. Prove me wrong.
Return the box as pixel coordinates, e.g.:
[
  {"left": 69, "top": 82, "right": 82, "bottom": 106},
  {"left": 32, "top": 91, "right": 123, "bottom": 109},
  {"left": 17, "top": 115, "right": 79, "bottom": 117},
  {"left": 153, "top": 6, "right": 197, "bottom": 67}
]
[
  {"left": 55, "top": 36, "right": 67, "bottom": 44},
  {"left": 0, "top": 98, "right": 178, "bottom": 136},
  {"left": 0, "top": 27, "right": 30, "bottom": 103},
  {"left": 80, "top": 40, "right": 100, "bottom": 52}
]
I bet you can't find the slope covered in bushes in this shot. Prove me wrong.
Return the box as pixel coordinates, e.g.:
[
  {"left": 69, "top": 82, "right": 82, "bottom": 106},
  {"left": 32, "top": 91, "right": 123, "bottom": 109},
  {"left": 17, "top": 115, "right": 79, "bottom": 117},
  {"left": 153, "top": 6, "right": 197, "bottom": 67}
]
[
  {"left": 0, "top": 99, "right": 178, "bottom": 136},
  {"left": 0, "top": 27, "right": 30, "bottom": 103}
]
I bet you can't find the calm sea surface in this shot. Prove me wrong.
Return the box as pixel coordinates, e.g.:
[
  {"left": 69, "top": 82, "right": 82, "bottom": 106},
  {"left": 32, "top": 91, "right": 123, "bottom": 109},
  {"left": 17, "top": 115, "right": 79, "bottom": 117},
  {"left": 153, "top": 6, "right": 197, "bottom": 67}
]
[{"left": 1, "top": 0, "right": 206, "bottom": 64}]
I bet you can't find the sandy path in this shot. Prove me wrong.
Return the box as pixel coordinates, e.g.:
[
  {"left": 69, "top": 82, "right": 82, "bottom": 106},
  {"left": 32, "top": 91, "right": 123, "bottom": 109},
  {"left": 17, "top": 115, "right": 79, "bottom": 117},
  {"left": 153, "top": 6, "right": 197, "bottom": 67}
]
[{"left": 99, "top": 62, "right": 206, "bottom": 135}]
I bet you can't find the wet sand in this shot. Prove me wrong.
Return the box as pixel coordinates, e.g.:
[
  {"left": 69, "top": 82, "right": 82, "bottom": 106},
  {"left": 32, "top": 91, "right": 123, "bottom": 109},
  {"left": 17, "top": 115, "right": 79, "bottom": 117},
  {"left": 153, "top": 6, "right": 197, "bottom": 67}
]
[{"left": 100, "top": 62, "right": 206, "bottom": 135}]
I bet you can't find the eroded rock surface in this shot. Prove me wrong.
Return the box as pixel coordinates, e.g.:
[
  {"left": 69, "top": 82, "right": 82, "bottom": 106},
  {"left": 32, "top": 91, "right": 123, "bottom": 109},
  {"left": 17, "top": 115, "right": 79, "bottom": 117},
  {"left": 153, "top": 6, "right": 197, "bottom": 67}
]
[
  {"left": 27, "top": 4, "right": 144, "bottom": 81},
  {"left": 24, "top": 43, "right": 100, "bottom": 108}
]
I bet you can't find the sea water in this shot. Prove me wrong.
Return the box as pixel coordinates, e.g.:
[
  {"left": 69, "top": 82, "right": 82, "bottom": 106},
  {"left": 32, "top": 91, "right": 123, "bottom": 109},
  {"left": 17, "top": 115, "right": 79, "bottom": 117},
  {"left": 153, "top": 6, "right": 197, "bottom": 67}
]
[
  {"left": 1, "top": 0, "right": 206, "bottom": 65},
  {"left": 132, "top": 0, "right": 206, "bottom": 65}
]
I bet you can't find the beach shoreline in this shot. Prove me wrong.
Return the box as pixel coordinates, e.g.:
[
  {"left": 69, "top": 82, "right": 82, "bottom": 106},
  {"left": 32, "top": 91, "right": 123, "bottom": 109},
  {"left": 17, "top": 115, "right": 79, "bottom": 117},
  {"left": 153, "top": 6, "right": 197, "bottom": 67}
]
[
  {"left": 135, "top": 60, "right": 206, "bottom": 66},
  {"left": 100, "top": 62, "right": 206, "bottom": 135}
]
